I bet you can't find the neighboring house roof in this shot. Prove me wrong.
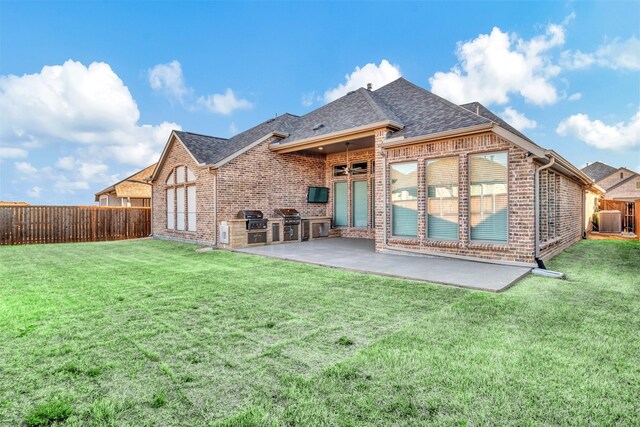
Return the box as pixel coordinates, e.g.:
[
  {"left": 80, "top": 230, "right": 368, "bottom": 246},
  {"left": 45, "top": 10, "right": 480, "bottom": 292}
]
[
  {"left": 0, "top": 201, "right": 29, "bottom": 206},
  {"left": 95, "top": 163, "right": 156, "bottom": 201},
  {"left": 460, "top": 102, "right": 533, "bottom": 143},
  {"left": 603, "top": 172, "right": 640, "bottom": 192},
  {"left": 581, "top": 161, "right": 618, "bottom": 182}
]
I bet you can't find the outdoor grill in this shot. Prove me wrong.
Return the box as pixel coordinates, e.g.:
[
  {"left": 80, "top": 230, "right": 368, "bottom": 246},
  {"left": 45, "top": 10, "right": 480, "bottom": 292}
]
[
  {"left": 273, "top": 208, "right": 301, "bottom": 241},
  {"left": 237, "top": 210, "right": 268, "bottom": 230}
]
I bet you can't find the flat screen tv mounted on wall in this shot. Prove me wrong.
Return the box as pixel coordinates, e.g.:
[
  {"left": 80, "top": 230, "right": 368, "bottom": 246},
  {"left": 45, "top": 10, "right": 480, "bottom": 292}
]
[{"left": 307, "top": 186, "right": 329, "bottom": 203}]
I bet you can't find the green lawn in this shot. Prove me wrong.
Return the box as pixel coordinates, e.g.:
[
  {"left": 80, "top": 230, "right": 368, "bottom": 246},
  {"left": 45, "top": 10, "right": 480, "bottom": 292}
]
[{"left": 0, "top": 239, "right": 638, "bottom": 426}]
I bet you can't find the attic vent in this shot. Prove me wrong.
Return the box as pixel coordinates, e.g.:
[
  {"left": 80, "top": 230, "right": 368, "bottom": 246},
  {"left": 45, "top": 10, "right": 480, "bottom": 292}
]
[{"left": 312, "top": 123, "right": 324, "bottom": 131}]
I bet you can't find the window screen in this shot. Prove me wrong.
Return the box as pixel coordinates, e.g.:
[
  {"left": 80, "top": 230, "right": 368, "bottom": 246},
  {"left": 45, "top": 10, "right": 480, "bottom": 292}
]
[
  {"left": 427, "top": 157, "right": 458, "bottom": 239},
  {"left": 391, "top": 162, "right": 418, "bottom": 237},
  {"left": 334, "top": 181, "right": 348, "bottom": 226},
  {"left": 469, "top": 152, "right": 508, "bottom": 242},
  {"left": 352, "top": 180, "right": 368, "bottom": 227}
]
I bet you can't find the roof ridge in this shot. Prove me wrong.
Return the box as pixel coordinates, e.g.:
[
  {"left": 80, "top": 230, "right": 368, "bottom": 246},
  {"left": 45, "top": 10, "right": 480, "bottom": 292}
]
[
  {"left": 177, "top": 130, "right": 228, "bottom": 140},
  {"left": 393, "top": 78, "right": 492, "bottom": 125},
  {"left": 359, "top": 88, "right": 398, "bottom": 122}
]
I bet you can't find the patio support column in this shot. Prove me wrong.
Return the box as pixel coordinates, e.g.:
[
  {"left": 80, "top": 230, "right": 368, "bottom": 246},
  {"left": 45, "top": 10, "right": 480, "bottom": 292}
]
[{"left": 374, "top": 128, "right": 388, "bottom": 252}]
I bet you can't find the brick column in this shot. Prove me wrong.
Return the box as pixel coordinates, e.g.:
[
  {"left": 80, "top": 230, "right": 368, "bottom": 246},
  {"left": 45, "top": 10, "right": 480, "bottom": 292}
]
[{"left": 374, "top": 128, "right": 388, "bottom": 252}]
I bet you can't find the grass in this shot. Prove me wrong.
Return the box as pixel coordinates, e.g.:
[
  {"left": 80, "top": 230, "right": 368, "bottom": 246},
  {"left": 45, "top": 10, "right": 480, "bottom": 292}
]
[{"left": 0, "top": 238, "right": 638, "bottom": 425}]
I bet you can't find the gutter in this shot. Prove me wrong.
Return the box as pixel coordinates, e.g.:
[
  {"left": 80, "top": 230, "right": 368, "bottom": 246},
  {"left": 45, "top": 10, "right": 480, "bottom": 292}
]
[
  {"left": 269, "top": 120, "right": 403, "bottom": 152},
  {"left": 382, "top": 123, "right": 493, "bottom": 148}
]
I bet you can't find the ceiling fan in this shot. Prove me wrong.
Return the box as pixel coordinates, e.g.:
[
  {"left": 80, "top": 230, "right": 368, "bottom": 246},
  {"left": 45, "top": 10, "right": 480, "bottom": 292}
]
[{"left": 339, "top": 142, "right": 366, "bottom": 175}]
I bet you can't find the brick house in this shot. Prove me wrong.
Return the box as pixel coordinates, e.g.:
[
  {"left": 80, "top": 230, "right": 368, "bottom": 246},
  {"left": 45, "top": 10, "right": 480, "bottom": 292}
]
[
  {"left": 581, "top": 161, "right": 640, "bottom": 202},
  {"left": 150, "top": 78, "right": 600, "bottom": 266},
  {"left": 95, "top": 163, "right": 156, "bottom": 207}
]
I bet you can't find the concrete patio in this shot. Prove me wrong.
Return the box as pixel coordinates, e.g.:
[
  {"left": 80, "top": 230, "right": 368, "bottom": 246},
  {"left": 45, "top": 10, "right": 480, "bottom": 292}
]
[{"left": 236, "top": 238, "right": 531, "bottom": 292}]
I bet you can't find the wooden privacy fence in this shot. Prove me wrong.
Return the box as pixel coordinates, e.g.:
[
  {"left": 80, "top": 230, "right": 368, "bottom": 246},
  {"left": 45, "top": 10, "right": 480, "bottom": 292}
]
[{"left": 0, "top": 206, "right": 151, "bottom": 245}]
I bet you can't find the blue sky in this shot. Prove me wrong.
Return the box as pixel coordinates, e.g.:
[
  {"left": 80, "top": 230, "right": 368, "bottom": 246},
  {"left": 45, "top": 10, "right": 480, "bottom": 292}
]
[{"left": 1, "top": 0, "right": 639, "bottom": 204}]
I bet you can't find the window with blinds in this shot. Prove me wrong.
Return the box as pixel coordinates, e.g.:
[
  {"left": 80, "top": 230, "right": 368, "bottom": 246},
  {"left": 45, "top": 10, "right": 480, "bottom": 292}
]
[
  {"left": 352, "top": 180, "right": 368, "bottom": 227},
  {"left": 165, "top": 165, "right": 196, "bottom": 232},
  {"left": 166, "top": 188, "right": 175, "bottom": 230},
  {"left": 334, "top": 181, "right": 348, "bottom": 226},
  {"left": 469, "top": 152, "right": 508, "bottom": 242},
  {"left": 427, "top": 157, "right": 459, "bottom": 240},
  {"left": 391, "top": 162, "right": 418, "bottom": 237}
]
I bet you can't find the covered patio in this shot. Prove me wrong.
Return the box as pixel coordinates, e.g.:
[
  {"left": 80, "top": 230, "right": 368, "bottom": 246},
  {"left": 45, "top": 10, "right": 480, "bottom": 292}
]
[{"left": 235, "top": 238, "right": 531, "bottom": 292}]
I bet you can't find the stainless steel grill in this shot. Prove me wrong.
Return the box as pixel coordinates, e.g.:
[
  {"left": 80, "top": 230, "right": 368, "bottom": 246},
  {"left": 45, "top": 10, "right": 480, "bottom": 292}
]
[
  {"left": 274, "top": 208, "right": 301, "bottom": 241},
  {"left": 237, "top": 210, "right": 268, "bottom": 230}
]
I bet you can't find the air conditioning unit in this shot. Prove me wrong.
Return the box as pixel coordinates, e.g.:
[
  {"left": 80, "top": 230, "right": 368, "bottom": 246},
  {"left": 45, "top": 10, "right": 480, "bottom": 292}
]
[
  {"left": 219, "top": 221, "right": 229, "bottom": 244},
  {"left": 598, "top": 210, "right": 621, "bottom": 233}
]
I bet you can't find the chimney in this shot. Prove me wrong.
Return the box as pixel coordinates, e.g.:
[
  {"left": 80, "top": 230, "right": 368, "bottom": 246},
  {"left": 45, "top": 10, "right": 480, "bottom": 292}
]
[{"left": 367, "top": 83, "right": 372, "bottom": 91}]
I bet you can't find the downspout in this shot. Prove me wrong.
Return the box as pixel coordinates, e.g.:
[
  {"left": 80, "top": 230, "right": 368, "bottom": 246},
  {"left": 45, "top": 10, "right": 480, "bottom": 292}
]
[
  {"left": 581, "top": 187, "right": 587, "bottom": 239},
  {"left": 213, "top": 170, "right": 218, "bottom": 246},
  {"left": 534, "top": 155, "right": 555, "bottom": 268}
]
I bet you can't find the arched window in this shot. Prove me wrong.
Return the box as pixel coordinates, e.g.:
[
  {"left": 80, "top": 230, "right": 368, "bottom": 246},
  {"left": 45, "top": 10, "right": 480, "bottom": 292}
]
[{"left": 165, "top": 166, "right": 197, "bottom": 232}]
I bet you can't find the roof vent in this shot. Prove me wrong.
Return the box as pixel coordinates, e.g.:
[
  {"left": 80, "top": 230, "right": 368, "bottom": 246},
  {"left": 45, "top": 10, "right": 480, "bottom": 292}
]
[
  {"left": 266, "top": 118, "right": 275, "bottom": 123},
  {"left": 347, "top": 90, "right": 355, "bottom": 95},
  {"left": 367, "top": 83, "right": 372, "bottom": 91},
  {"left": 312, "top": 123, "right": 324, "bottom": 131}
]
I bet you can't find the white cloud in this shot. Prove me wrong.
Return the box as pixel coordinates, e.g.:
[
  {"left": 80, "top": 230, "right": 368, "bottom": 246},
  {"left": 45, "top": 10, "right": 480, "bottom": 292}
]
[
  {"left": 561, "top": 37, "right": 640, "bottom": 71},
  {"left": 500, "top": 107, "right": 538, "bottom": 130},
  {"left": 301, "top": 91, "right": 316, "bottom": 107},
  {"left": 568, "top": 92, "right": 582, "bottom": 101},
  {"left": 556, "top": 110, "right": 640, "bottom": 150},
  {"left": 15, "top": 161, "right": 38, "bottom": 175},
  {"left": 148, "top": 60, "right": 190, "bottom": 103},
  {"left": 27, "top": 186, "right": 42, "bottom": 198},
  {"left": 229, "top": 122, "right": 238, "bottom": 135},
  {"left": 56, "top": 156, "right": 76, "bottom": 170},
  {"left": 0, "top": 60, "right": 180, "bottom": 168},
  {"left": 429, "top": 22, "right": 566, "bottom": 106},
  {"left": 0, "top": 147, "right": 28, "bottom": 159},
  {"left": 198, "top": 89, "right": 253, "bottom": 115},
  {"left": 324, "top": 59, "right": 401, "bottom": 103}
]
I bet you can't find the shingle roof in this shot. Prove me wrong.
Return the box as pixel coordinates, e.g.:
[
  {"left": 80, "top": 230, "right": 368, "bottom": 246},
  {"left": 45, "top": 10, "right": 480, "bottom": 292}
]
[
  {"left": 174, "top": 132, "right": 230, "bottom": 165},
  {"left": 374, "top": 78, "right": 491, "bottom": 139},
  {"left": 175, "top": 113, "right": 300, "bottom": 165},
  {"left": 277, "top": 88, "right": 401, "bottom": 144},
  {"left": 581, "top": 161, "right": 618, "bottom": 182},
  {"left": 170, "top": 77, "right": 543, "bottom": 167},
  {"left": 460, "top": 102, "right": 534, "bottom": 143}
]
